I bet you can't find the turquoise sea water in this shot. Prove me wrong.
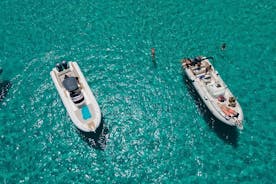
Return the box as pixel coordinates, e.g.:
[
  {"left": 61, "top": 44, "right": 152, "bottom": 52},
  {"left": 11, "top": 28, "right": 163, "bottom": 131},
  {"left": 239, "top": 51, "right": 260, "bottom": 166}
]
[{"left": 0, "top": 0, "right": 275, "bottom": 183}]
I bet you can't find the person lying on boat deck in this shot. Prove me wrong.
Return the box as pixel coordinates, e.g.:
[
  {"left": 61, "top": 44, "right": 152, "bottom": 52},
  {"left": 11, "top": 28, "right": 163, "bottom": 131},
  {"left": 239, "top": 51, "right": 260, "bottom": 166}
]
[
  {"left": 228, "top": 97, "right": 236, "bottom": 107},
  {"left": 205, "top": 64, "right": 212, "bottom": 74},
  {"left": 183, "top": 58, "right": 192, "bottom": 68},
  {"left": 228, "top": 108, "right": 239, "bottom": 117},
  {"left": 220, "top": 104, "right": 239, "bottom": 117},
  {"left": 227, "top": 108, "right": 239, "bottom": 117}
]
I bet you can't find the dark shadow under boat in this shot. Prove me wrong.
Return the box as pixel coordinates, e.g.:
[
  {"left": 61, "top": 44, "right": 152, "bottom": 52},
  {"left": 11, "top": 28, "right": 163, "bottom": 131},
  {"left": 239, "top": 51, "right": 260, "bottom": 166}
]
[
  {"left": 77, "top": 117, "right": 109, "bottom": 150},
  {"left": 0, "top": 80, "right": 11, "bottom": 102},
  {"left": 183, "top": 75, "right": 238, "bottom": 147}
]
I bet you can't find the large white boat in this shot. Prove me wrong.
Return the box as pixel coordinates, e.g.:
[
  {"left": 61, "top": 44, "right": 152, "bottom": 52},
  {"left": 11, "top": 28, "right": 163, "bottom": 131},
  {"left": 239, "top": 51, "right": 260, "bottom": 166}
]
[
  {"left": 181, "top": 56, "right": 244, "bottom": 129},
  {"left": 50, "top": 61, "right": 101, "bottom": 132}
]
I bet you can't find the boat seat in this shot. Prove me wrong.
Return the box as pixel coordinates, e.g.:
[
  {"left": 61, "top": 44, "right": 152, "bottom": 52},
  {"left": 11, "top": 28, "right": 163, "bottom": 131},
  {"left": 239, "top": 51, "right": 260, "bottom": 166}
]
[
  {"left": 70, "top": 89, "right": 81, "bottom": 97},
  {"left": 70, "top": 90, "right": 84, "bottom": 104},
  {"left": 71, "top": 94, "right": 84, "bottom": 104},
  {"left": 81, "top": 105, "right": 92, "bottom": 120},
  {"left": 193, "top": 68, "right": 206, "bottom": 75}
]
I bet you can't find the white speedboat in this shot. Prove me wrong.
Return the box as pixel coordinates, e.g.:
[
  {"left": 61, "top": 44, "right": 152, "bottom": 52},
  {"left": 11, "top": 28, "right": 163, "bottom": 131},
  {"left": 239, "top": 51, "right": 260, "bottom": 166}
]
[
  {"left": 181, "top": 56, "right": 244, "bottom": 129},
  {"left": 50, "top": 61, "right": 101, "bottom": 132}
]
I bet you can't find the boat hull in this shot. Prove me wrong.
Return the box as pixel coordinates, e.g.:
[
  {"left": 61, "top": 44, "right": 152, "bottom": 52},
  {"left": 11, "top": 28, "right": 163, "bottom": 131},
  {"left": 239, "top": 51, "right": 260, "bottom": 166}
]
[
  {"left": 50, "top": 62, "right": 101, "bottom": 132},
  {"left": 182, "top": 57, "right": 244, "bottom": 129}
]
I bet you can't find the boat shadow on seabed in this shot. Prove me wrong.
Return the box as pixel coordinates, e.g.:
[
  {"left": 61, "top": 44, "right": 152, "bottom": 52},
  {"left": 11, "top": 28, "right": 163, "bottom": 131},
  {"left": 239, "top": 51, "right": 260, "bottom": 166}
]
[
  {"left": 77, "top": 117, "right": 109, "bottom": 150},
  {"left": 183, "top": 75, "right": 239, "bottom": 147}
]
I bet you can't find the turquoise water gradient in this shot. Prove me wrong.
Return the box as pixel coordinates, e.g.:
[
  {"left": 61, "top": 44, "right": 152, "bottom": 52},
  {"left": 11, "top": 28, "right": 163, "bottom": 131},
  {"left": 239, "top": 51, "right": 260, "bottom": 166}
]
[{"left": 1, "top": 0, "right": 276, "bottom": 183}]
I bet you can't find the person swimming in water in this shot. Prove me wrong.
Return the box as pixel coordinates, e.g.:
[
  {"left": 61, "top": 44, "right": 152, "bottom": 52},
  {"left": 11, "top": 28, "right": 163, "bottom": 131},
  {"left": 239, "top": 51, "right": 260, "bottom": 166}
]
[
  {"left": 151, "top": 48, "right": 155, "bottom": 60},
  {"left": 151, "top": 48, "right": 157, "bottom": 66},
  {"left": 221, "top": 43, "right": 226, "bottom": 50}
]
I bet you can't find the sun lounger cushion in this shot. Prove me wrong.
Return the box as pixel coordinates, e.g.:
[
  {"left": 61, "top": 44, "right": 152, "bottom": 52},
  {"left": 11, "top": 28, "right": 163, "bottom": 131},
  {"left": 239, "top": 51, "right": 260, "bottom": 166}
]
[{"left": 82, "top": 105, "right": 92, "bottom": 120}]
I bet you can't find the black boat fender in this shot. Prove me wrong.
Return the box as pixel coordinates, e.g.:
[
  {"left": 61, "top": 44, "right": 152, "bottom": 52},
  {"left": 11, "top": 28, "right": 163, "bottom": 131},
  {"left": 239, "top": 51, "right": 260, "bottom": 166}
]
[{"left": 56, "top": 63, "right": 63, "bottom": 72}]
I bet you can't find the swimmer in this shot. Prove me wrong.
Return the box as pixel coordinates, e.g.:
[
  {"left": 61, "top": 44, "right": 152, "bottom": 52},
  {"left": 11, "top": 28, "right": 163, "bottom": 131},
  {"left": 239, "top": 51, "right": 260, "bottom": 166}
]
[
  {"left": 151, "top": 48, "right": 157, "bottom": 66},
  {"left": 151, "top": 48, "right": 155, "bottom": 60},
  {"left": 221, "top": 43, "right": 226, "bottom": 50}
]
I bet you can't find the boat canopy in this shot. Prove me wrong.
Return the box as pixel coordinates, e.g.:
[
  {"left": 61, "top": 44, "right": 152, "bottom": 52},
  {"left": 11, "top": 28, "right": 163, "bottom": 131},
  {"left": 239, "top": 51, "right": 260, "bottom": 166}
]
[{"left": 62, "top": 77, "right": 79, "bottom": 92}]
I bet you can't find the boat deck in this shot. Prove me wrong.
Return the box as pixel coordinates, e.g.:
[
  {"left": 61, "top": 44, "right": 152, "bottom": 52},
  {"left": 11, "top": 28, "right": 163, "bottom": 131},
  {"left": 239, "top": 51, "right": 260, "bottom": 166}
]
[
  {"left": 182, "top": 57, "right": 243, "bottom": 128},
  {"left": 55, "top": 67, "right": 96, "bottom": 126}
]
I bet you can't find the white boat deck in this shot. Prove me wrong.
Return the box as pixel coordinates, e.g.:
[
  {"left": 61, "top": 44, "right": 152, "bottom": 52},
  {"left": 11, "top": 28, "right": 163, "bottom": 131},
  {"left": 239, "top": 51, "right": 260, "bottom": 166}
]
[
  {"left": 51, "top": 62, "right": 101, "bottom": 132},
  {"left": 182, "top": 57, "right": 243, "bottom": 129}
]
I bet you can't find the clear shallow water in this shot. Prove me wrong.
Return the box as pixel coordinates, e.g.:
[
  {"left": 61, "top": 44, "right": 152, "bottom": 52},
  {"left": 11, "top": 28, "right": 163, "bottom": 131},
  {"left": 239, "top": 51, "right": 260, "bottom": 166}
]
[{"left": 0, "top": 0, "right": 275, "bottom": 183}]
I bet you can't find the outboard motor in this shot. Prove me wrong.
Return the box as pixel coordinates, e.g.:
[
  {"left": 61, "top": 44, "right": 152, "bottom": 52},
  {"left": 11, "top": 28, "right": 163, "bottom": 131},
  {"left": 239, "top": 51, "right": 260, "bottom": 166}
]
[
  {"left": 56, "top": 63, "right": 63, "bottom": 72},
  {"left": 62, "top": 60, "right": 69, "bottom": 69}
]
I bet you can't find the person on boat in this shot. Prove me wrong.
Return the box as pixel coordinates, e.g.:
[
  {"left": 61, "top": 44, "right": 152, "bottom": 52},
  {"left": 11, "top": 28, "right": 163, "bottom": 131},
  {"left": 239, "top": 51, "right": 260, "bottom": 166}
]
[
  {"left": 182, "top": 58, "right": 192, "bottom": 68},
  {"left": 217, "top": 95, "right": 226, "bottom": 102},
  {"left": 196, "top": 62, "right": 201, "bottom": 70},
  {"left": 194, "top": 56, "right": 202, "bottom": 63},
  {"left": 205, "top": 64, "right": 212, "bottom": 74},
  {"left": 228, "top": 97, "right": 236, "bottom": 107},
  {"left": 190, "top": 56, "right": 202, "bottom": 66},
  {"left": 219, "top": 104, "right": 239, "bottom": 117},
  {"left": 227, "top": 107, "right": 239, "bottom": 117}
]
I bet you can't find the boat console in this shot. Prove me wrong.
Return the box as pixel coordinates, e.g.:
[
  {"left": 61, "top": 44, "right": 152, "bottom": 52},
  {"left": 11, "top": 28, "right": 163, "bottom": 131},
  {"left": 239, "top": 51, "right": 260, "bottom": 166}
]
[{"left": 62, "top": 75, "right": 84, "bottom": 104}]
